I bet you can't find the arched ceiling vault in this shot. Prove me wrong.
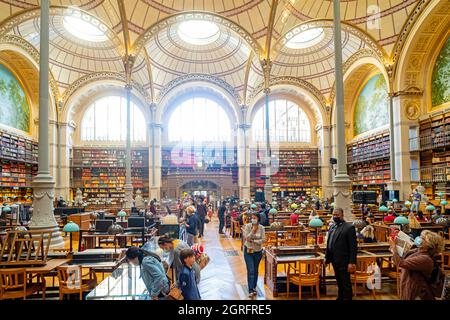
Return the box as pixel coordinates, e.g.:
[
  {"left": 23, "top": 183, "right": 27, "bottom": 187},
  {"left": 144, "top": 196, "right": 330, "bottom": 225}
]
[{"left": 0, "top": 0, "right": 440, "bottom": 117}]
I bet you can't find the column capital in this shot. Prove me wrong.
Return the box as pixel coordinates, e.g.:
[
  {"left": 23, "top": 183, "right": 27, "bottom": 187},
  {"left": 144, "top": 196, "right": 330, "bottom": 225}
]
[
  {"left": 390, "top": 87, "right": 423, "bottom": 97},
  {"left": 150, "top": 102, "right": 157, "bottom": 113},
  {"left": 150, "top": 122, "right": 164, "bottom": 130},
  {"left": 263, "top": 87, "right": 271, "bottom": 95},
  {"left": 125, "top": 84, "right": 133, "bottom": 91},
  {"left": 239, "top": 124, "right": 251, "bottom": 130}
]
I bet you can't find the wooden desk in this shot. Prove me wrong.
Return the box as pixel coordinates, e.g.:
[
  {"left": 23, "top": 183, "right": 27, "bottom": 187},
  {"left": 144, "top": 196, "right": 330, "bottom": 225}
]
[
  {"left": 264, "top": 246, "right": 325, "bottom": 297},
  {"left": 24, "top": 259, "right": 71, "bottom": 274}
]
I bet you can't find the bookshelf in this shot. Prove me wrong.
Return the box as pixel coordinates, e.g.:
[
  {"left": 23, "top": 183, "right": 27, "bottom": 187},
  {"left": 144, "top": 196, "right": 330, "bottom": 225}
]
[
  {"left": 0, "top": 130, "right": 38, "bottom": 203},
  {"left": 71, "top": 148, "right": 149, "bottom": 207},
  {"left": 347, "top": 131, "right": 391, "bottom": 191},
  {"left": 418, "top": 110, "right": 450, "bottom": 200},
  {"left": 250, "top": 148, "right": 320, "bottom": 201}
]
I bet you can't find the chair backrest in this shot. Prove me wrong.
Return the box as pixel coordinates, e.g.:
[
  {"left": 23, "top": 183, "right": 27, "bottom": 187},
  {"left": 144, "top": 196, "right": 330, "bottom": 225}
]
[
  {"left": 355, "top": 257, "right": 377, "bottom": 277},
  {"left": 293, "top": 260, "right": 321, "bottom": 281},
  {"left": 0, "top": 268, "right": 26, "bottom": 295},
  {"left": 57, "top": 265, "right": 82, "bottom": 289}
]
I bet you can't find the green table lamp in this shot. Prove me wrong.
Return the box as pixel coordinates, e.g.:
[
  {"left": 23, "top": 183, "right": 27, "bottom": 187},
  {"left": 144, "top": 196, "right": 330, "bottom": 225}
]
[
  {"left": 63, "top": 221, "right": 80, "bottom": 252},
  {"left": 118, "top": 210, "right": 127, "bottom": 222},
  {"left": 309, "top": 218, "right": 324, "bottom": 245}
]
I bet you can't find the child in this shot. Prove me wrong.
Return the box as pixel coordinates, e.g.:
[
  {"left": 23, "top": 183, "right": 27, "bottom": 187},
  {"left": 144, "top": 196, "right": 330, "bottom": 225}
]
[{"left": 178, "top": 248, "right": 201, "bottom": 300}]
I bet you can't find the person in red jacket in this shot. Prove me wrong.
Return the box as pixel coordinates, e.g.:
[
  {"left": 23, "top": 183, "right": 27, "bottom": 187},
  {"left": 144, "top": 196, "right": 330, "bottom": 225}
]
[
  {"left": 383, "top": 210, "right": 396, "bottom": 223},
  {"left": 290, "top": 211, "right": 299, "bottom": 226}
]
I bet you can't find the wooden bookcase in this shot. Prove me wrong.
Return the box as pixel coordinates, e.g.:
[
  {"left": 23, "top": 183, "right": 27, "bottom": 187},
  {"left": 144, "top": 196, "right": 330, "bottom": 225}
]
[
  {"left": 71, "top": 148, "right": 149, "bottom": 208},
  {"left": 418, "top": 110, "right": 450, "bottom": 200},
  {"left": 347, "top": 131, "right": 391, "bottom": 191},
  {"left": 0, "top": 130, "right": 38, "bottom": 203},
  {"left": 250, "top": 148, "right": 320, "bottom": 201}
]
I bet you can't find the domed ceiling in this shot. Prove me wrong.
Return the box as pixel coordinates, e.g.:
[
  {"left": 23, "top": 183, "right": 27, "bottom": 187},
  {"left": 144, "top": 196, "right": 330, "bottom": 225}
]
[{"left": 0, "top": 0, "right": 427, "bottom": 106}]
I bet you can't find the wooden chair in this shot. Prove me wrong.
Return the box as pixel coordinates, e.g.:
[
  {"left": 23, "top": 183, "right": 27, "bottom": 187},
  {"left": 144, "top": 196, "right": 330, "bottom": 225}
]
[
  {"left": 56, "top": 265, "right": 97, "bottom": 300},
  {"left": 439, "top": 252, "right": 450, "bottom": 272},
  {"left": 350, "top": 257, "right": 377, "bottom": 299},
  {"left": 286, "top": 259, "right": 322, "bottom": 300},
  {"left": 284, "top": 228, "right": 301, "bottom": 246},
  {"left": 0, "top": 268, "right": 45, "bottom": 300},
  {"left": 381, "top": 257, "right": 401, "bottom": 297},
  {"left": 232, "top": 220, "right": 241, "bottom": 239}
]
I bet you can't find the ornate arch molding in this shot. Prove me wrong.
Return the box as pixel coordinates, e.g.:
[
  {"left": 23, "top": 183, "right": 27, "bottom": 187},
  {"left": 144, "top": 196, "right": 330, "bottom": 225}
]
[
  {"left": 0, "top": 34, "right": 60, "bottom": 109},
  {"left": 249, "top": 76, "right": 327, "bottom": 110},
  {"left": 0, "top": 6, "right": 125, "bottom": 54},
  {"left": 328, "top": 48, "right": 388, "bottom": 105},
  {"left": 61, "top": 72, "right": 149, "bottom": 106},
  {"left": 391, "top": 0, "right": 432, "bottom": 68},
  {"left": 272, "top": 19, "right": 387, "bottom": 62},
  {"left": 156, "top": 73, "right": 242, "bottom": 106},
  {"left": 131, "top": 11, "right": 264, "bottom": 62},
  {"left": 247, "top": 77, "right": 328, "bottom": 130},
  {"left": 394, "top": 0, "right": 450, "bottom": 94}
]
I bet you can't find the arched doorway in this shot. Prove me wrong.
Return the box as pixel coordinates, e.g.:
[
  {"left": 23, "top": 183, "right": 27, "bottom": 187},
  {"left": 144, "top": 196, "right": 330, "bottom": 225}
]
[{"left": 179, "top": 180, "right": 220, "bottom": 199}]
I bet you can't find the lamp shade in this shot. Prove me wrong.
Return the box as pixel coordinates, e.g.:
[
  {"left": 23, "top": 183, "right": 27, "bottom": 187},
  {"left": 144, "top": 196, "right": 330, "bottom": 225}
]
[
  {"left": 239, "top": 201, "right": 245, "bottom": 206},
  {"left": 118, "top": 210, "right": 127, "bottom": 217},
  {"left": 108, "top": 223, "right": 124, "bottom": 235},
  {"left": 288, "top": 199, "right": 292, "bottom": 203},
  {"left": 441, "top": 200, "right": 448, "bottom": 206},
  {"left": 63, "top": 221, "right": 80, "bottom": 232},
  {"left": 425, "top": 205, "right": 436, "bottom": 212},
  {"left": 303, "top": 200, "right": 309, "bottom": 205},
  {"left": 2, "top": 205, "right": 11, "bottom": 213},
  {"left": 271, "top": 201, "right": 277, "bottom": 207},
  {"left": 379, "top": 205, "right": 389, "bottom": 212},
  {"left": 250, "top": 204, "right": 257, "bottom": 209},
  {"left": 392, "top": 198, "right": 398, "bottom": 203},
  {"left": 331, "top": 203, "right": 335, "bottom": 208},
  {"left": 404, "top": 200, "right": 412, "bottom": 207},
  {"left": 269, "top": 208, "right": 278, "bottom": 215},
  {"left": 394, "top": 216, "right": 409, "bottom": 225},
  {"left": 270, "top": 222, "right": 284, "bottom": 231},
  {"left": 291, "top": 203, "right": 298, "bottom": 210},
  {"left": 309, "top": 218, "right": 324, "bottom": 228},
  {"left": 437, "top": 192, "right": 444, "bottom": 197}
]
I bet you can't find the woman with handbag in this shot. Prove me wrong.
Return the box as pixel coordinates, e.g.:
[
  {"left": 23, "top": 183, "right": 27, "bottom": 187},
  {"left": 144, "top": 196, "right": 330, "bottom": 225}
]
[
  {"left": 125, "top": 246, "right": 170, "bottom": 300},
  {"left": 242, "top": 212, "right": 265, "bottom": 298}
]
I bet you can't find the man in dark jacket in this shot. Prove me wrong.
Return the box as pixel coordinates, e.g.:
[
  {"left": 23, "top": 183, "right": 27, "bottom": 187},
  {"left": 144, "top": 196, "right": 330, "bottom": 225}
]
[
  {"left": 196, "top": 198, "right": 208, "bottom": 238},
  {"left": 258, "top": 204, "right": 269, "bottom": 227},
  {"left": 218, "top": 201, "right": 227, "bottom": 234},
  {"left": 325, "top": 207, "right": 357, "bottom": 300}
]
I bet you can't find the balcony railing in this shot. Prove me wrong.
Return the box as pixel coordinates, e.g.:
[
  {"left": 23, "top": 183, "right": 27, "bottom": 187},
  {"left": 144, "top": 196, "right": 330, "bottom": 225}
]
[
  {"left": 419, "top": 133, "right": 450, "bottom": 150},
  {"left": 419, "top": 166, "right": 449, "bottom": 182},
  {"left": 409, "top": 137, "right": 419, "bottom": 152}
]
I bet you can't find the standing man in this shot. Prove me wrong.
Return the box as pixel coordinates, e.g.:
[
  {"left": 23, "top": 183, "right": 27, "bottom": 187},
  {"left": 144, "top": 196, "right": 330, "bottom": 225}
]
[
  {"left": 325, "top": 208, "right": 357, "bottom": 300},
  {"left": 218, "top": 201, "right": 227, "bottom": 235},
  {"left": 196, "top": 197, "right": 207, "bottom": 239},
  {"left": 411, "top": 188, "right": 421, "bottom": 214}
]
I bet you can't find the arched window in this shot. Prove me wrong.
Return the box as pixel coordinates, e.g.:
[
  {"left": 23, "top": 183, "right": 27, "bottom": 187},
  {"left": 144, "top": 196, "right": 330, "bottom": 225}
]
[
  {"left": 81, "top": 96, "right": 146, "bottom": 142},
  {"left": 168, "top": 96, "right": 231, "bottom": 142},
  {"left": 252, "top": 99, "right": 311, "bottom": 142}
]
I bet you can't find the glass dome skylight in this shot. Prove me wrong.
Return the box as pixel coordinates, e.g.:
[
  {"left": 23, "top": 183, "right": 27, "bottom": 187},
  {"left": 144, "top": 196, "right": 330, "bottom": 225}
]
[
  {"left": 285, "top": 28, "right": 325, "bottom": 49},
  {"left": 177, "top": 20, "right": 220, "bottom": 45},
  {"left": 63, "top": 15, "right": 108, "bottom": 42}
]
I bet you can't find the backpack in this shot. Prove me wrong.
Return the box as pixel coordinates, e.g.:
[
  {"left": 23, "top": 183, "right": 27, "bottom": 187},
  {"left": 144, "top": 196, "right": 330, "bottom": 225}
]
[{"left": 427, "top": 259, "right": 445, "bottom": 298}]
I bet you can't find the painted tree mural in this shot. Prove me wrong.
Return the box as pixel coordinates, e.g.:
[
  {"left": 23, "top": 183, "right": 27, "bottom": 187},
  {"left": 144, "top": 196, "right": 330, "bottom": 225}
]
[
  {"left": 432, "top": 36, "right": 450, "bottom": 108},
  {"left": 353, "top": 73, "right": 389, "bottom": 136},
  {"left": 0, "top": 64, "right": 30, "bottom": 132}
]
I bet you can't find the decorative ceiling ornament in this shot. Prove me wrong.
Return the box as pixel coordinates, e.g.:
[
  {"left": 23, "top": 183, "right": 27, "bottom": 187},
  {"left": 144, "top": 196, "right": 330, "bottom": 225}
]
[{"left": 131, "top": 11, "right": 264, "bottom": 62}]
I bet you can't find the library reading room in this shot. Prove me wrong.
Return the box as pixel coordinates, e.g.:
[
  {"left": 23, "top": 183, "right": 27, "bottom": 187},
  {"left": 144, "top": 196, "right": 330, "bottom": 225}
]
[{"left": 0, "top": 0, "right": 449, "bottom": 303}]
